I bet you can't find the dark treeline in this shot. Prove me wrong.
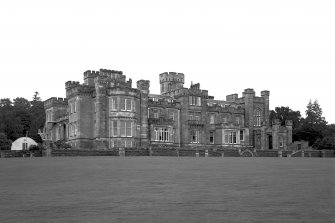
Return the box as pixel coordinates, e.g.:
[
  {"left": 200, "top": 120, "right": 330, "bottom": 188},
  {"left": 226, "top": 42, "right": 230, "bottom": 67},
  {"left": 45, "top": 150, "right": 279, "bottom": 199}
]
[
  {"left": 270, "top": 100, "right": 335, "bottom": 150},
  {"left": 0, "top": 92, "right": 45, "bottom": 150}
]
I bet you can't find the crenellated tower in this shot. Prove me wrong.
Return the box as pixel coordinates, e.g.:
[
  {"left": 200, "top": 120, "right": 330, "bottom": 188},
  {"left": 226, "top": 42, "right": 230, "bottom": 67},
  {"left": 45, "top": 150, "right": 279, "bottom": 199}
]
[{"left": 159, "top": 72, "right": 184, "bottom": 95}]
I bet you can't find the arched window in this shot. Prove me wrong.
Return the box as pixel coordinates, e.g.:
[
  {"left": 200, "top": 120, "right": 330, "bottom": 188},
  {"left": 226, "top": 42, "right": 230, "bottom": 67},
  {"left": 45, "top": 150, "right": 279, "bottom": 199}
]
[{"left": 254, "top": 109, "right": 262, "bottom": 126}]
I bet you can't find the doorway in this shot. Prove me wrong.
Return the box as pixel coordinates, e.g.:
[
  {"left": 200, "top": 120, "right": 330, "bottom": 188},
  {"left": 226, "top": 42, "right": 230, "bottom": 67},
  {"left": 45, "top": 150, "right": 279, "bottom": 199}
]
[{"left": 268, "top": 135, "right": 273, "bottom": 150}]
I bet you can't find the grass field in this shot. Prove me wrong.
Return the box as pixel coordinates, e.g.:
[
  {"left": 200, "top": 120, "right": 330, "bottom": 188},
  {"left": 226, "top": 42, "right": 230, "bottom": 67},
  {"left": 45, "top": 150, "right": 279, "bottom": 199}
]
[{"left": 0, "top": 157, "right": 334, "bottom": 223}]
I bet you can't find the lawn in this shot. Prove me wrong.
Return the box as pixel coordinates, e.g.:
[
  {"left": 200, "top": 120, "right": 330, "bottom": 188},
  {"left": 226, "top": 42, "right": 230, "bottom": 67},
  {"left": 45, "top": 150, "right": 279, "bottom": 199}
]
[{"left": 0, "top": 157, "right": 334, "bottom": 222}]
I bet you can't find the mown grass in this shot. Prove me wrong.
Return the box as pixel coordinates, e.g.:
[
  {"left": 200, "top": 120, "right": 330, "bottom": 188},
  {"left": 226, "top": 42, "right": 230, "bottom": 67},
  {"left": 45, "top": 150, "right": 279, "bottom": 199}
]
[{"left": 0, "top": 157, "right": 334, "bottom": 222}]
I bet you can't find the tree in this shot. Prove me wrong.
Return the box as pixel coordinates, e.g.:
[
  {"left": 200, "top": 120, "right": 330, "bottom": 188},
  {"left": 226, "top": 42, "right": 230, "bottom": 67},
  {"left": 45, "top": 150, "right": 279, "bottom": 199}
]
[
  {"left": 0, "top": 133, "right": 12, "bottom": 150},
  {"left": 29, "top": 92, "right": 45, "bottom": 143},
  {"left": 295, "top": 100, "right": 328, "bottom": 147},
  {"left": 313, "top": 136, "right": 335, "bottom": 150},
  {"left": 304, "top": 100, "right": 327, "bottom": 126},
  {"left": 270, "top": 106, "right": 302, "bottom": 129},
  {"left": 0, "top": 93, "right": 45, "bottom": 142}
]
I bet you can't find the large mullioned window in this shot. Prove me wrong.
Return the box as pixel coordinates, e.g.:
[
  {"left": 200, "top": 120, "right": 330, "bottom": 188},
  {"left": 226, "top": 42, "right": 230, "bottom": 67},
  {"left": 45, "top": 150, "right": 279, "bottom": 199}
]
[
  {"left": 224, "top": 131, "right": 237, "bottom": 144},
  {"left": 189, "top": 96, "right": 201, "bottom": 106},
  {"left": 254, "top": 109, "right": 262, "bottom": 126},
  {"left": 120, "top": 98, "right": 132, "bottom": 111},
  {"left": 154, "top": 127, "right": 171, "bottom": 142},
  {"left": 190, "top": 129, "right": 200, "bottom": 143},
  {"left": 111, "top": 120, "right": 133, "bottom": 137}
]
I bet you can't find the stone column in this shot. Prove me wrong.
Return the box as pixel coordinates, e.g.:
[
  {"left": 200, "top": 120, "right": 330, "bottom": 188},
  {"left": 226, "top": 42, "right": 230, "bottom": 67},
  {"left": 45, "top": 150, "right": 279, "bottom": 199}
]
[
  {"left": 137, "top": 80, "right": 150, "bottom": 147},
  {"left": 272, "top": 119, "right": 280, "bottom": 150}
]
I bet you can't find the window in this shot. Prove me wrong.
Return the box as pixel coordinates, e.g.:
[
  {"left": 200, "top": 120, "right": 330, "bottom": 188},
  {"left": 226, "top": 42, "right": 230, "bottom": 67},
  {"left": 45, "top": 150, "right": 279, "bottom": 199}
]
[
  {"left": 279, "top": 137, "right": 284, "bottom": 147},
  {"left": 154, "top": 127, "right": 170, "bottom": 142},
  {"left": 189, "top": 96, "right": 201, "bottom": 106},
  {"left": 74, "top": 101, "right": 77, "bottom": 113},
  {"left": 240, "top": 130, "right": 244, "bottom": 141},
  {"left": 224, "top": 130, "right": 237, "bottom": 144},
  {"left": 120, "top": 98, "right": 132, "bottom": 111},
  {"left": 110, "top": 97, "right": 117, "bottom": 110},
  {"left": 112, "top": 121, "right": 118, "bottom": 137},
  {"left": 210, "top": 114, "right": 215, "bottom": 124},
  {"left": 254, "top": 109, "right": 262, "bottom": 126},
  {"left": 223, "top": 117, "right": 227, "bottom": 124},
  {"left": 72, "top": 122, "right": 77, "bottom": 136},
  {"left": 22, "top": 142, "right": 28, "bottom": 150},
  {"left": 190, "top": 129, "right": 200, "bottom": 143},
  {"left": 235, "top": 117, "right": 240, "bottom": 124},
  {"left": 153, "top": 110, "right": 159, "bottom": 118},
  {"left": 169, "top": 111, "right": 175, "bottom": 120},
  {"left": 125, "top": 140, "right": 132, "bottom": 148},
  {"left": 189, "top": 113, "right": 200, "bottom": 121},
  {"left": 126, "top": 99, "right": 131, "bottom": 111},
  {"left": 209, "top": 132, "right": 214, "bottom": 144},
  {"left": 120, "top": 120, "right": 133, "bottom": 137},
  {"left": 126, "top": 121, "right": 132, "bottom": 137}
]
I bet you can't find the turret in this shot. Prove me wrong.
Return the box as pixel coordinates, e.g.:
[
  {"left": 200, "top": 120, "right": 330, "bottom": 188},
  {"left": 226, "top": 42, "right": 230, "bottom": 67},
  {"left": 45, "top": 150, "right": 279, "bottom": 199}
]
[
  {"left": 261, "top": 90, "right": 270, "bottom": 127},
  {"left": 159, "top": 72, "right": 184, "bottom": 95},
  {"left": 83, "top": 70, "right": 98, "bottom": 86},
  {"left": 272, "top": 119, "right": 281, "bottom": 150},
  {"left": 285, "top": 120, "right": 293, "bottom": 144},
  {"left": 137, "top": 80, "right": 150, "bottom": 146},
  {"left": 243, "top": 88, "right": 255, "bottom": 146}
]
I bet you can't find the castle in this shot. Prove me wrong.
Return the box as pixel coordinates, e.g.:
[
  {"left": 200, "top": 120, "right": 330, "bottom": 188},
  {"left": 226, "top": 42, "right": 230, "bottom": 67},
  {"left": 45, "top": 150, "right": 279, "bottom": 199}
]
[{"left": 43, "top": 69, "right": 292, "bottom": 150}]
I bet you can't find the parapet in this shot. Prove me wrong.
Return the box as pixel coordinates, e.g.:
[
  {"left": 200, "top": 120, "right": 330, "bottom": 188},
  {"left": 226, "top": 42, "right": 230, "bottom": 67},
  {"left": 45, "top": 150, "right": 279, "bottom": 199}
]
[
  {"left": 83, "top": 70, "right": 99, "bottom": 80},
  {"left": 261, "top": 90, "right": 270, "bottom": 97},
  {"left": 244, "top": 88, "right": 255, "bottom": 94},
  {"left": 137, "top": 80, "right": 150, "bottom": 91},
  {"left": 190, "top": 83, "right": 200, "bottom": 90},
  {"left": 159, "top": 72, "right": 185, "bottom": 84},
  {"left": 65, "top": 81, "right": 80, "bottom": 90},
  {"left": 226, "top": 94, "right": 238, "bottom": 102},
  {"left": 44, "top": 97, "right": 68, "bottom": 109}
]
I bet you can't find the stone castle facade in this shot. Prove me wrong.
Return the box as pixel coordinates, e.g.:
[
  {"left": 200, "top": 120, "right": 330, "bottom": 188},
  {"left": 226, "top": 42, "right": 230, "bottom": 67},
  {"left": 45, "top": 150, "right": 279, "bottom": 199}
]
[{"left": 43, "top": 68, "right": 292, "bottom": 150}]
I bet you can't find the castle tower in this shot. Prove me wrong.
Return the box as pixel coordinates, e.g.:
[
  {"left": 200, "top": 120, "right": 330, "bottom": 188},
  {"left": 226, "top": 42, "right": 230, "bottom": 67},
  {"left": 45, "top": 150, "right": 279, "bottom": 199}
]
[
  {"left": 261, "top": 90, "right": 270, "bottom": 127},
  {"left": 285, "top": 120, "right": 293, "bottom": 144},
  {"left": 137, "top": 80, "right": 150, "bottom": 147},
  {"left": 272, "top": 119, "right": 281, "bottom": 150},
  {"left": 83, "top": 70, "right": 98, "bottom": 86},
  {"left": 159, "top": 72, "right": 184, "bottom": 95},
  {"left": 243, "top": 88, "right": 255, "bottom": 146},
  {"left": 94, "top": 74, "right": 108, "bottom": 149}
]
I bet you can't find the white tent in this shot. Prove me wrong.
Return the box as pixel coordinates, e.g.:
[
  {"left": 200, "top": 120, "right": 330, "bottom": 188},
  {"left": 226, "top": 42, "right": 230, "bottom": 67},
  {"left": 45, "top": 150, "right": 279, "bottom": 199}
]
[{"left": 11, "top": 137, "right": 37, "bottom": 151}]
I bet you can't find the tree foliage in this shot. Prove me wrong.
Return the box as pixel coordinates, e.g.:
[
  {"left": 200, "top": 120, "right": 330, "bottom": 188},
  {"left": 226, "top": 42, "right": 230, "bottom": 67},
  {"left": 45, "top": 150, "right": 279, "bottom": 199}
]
[
  {"left": 270, "top": 100, "right": 334, "bottom": 150},
  {"left": 0, "top": 92, "right": 45, "bottom": 144},
  {"left": 0, "top": 132, "right": 12, "bottom": 150}
]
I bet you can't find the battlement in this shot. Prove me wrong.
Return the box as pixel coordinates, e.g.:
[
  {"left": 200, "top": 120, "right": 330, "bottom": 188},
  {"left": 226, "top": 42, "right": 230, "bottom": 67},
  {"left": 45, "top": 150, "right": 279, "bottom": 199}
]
[
  {"left": 226, "top": 94, "right": 238, "bottom": 102},
  {"left": 261, "top": 90, "right": 270, "bottom": 97},
  {"left": 137, "top": 80, "right": 150, "bottom": 91},
  {"left": 159, "top": 72, "right": 185, "bottom": 84},
  {"left": 190, "top": 83, "right": 200, "bottom": 90},
  {"left": 244, "top": 88, "right": 255, "bottom": 94},
  {"left": 83, "top": 70, "right": 99, "bottom": 79},
  {"left": 44, "top": 97, "right": 68, "bottom": 109},
  {"left": 148, "top": 97, "right": 181, "bottom": 109},
  {"left": 65, "top": 81, "right": 80, "bottom": 90}
]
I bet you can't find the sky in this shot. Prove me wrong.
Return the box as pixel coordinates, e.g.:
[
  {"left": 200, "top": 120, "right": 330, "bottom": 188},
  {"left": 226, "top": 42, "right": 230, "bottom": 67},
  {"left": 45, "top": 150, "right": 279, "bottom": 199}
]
[{"left": 1, "top": 0, "right": 334, "bottom": 123}]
